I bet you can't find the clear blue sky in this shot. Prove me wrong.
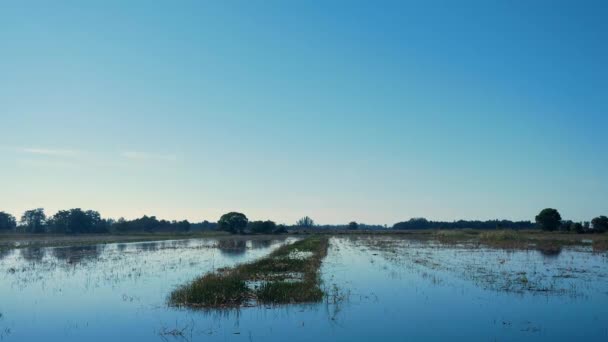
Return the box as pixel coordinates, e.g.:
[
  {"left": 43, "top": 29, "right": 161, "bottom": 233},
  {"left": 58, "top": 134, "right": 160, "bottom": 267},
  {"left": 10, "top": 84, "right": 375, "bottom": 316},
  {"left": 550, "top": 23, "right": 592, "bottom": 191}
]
[{"left": 1, "top": 1, "right": 606, "bottom": 225}]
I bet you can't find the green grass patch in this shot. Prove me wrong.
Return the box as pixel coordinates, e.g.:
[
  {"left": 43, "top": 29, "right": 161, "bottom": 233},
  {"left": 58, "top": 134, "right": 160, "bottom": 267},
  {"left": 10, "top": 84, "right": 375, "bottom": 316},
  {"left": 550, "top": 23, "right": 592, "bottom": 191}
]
[
  {"left": 169, "top": 273, "right": 248, "bottom": 307},
  {"left": 169, "top": 236, "right": 329, "bottom": 308},
  {"left": 256, "top": 281, "right": 323, "bottom": 303}
]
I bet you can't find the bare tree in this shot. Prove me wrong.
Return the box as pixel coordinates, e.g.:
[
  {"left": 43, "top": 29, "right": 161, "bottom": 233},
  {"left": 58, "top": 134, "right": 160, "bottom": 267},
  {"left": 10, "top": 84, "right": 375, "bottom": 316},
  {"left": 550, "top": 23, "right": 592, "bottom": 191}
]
[{"left": 296, "top": 216, "right": 314, "bottom": 228}]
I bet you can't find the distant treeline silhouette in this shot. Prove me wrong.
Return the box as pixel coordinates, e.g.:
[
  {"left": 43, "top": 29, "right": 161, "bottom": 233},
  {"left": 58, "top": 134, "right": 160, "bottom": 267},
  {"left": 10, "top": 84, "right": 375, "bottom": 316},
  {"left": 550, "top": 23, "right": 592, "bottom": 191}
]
[
  {"left": 392, "top": 209, "right": 608, "bottom": 234},
  {"left": 392, "top": 218, "right": 534, "bottom": 230},
  {"left": 0, "top": 208, "right": 606, "bottom": 235},
  {"left": 0, "top": 208, "right": 215, "bottom": 234}
]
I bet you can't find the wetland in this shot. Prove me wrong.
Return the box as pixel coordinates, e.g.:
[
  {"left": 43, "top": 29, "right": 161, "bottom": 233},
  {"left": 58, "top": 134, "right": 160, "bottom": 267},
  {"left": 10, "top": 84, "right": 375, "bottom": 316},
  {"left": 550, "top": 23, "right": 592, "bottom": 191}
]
[{"left": 1, "top": 233, "right": 607, "bottom": 341}]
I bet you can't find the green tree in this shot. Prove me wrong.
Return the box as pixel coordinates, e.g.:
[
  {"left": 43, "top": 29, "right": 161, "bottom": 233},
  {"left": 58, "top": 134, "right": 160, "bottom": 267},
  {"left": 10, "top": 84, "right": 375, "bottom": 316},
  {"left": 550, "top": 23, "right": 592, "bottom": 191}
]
[
  {"left": 348, "top": 221, "right": 359, "bottom": 230},
  {"left": 174, "top": 220, "right": 191, "bottom": 232},
  {"left": 113, "top": 217, "right": 129, "bottom": 232},
  {"left": 559, "top": 220, "right": 573, "bottom": 232},
  {"left": 273, "top": 224, "right": 288, "bottom": 234},
  {"left": 47, "top": 210, "right": 71, "bottom": 233},
  {"left": 535, "top": 208, "right": 562, "bottom": 231},
  {"left": 296, "top": 216, "right": 314, "bottom": 228},
  {"left": 570, "top": 222, "right": 584, "bottom": 234},
  {"left": 47, "top": 209, "right": 108, "bottom": 234},
  {"left": 20, "top": 208, "right": 47, "bottom": 233},
  {"left": 583, "top": 221, "right": 591, "bottom": 230},
  {"left": 249, "top": 220, "right": 276, "bottom": 234},
  {"left": 591, "top": 216, "right": 608, "bottom": 233},
  {"left": 0, "top": 212, "right": 17, "bottom": 231},
  {"left": 218, "top": 212, "right": 248, "bottom": 234}
]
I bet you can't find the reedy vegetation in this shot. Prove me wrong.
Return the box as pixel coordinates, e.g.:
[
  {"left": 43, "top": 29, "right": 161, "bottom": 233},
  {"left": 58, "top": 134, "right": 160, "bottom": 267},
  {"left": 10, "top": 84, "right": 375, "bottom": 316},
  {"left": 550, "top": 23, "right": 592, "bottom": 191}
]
[{"left": 169, "top": 236, "right": 329, "bottom": 308}]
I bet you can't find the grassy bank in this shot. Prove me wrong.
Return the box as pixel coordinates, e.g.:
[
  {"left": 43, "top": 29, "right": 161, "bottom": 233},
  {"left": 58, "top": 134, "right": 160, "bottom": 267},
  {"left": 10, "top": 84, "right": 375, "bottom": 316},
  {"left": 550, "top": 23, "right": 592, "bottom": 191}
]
[{"left": 169, "top": 236, "right": 329, "bottom": 308}]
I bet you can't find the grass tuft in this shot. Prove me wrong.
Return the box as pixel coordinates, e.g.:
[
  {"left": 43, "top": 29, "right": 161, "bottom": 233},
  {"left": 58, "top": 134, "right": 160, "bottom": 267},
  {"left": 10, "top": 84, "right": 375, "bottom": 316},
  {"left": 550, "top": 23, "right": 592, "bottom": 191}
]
[
  {"left": 257, "top": 281, "right": 324, "bottom": 303},
  {"left": 169, "top": 273, "right": 248, "bottom": 307}
]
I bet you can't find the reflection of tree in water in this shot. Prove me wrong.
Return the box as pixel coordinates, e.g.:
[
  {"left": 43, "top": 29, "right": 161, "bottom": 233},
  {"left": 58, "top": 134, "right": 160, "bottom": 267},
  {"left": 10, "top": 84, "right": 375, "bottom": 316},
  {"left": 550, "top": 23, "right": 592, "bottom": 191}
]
[
  {"left": 116, "top": 243, "right": 128, "bottom": 253},
  {"left": 538, "top": 246, "right": 562, "bottom": 258},
  {"left": 250, "top": 239, "right": 274, "bottom": 250},
  {"left": 135, "top": 242, "right": 162, "bottom": 253},
  {"left": 52, "top": 245, "right": 103, "bottom": 264},
  {"left": 0, "top": 248, "right": 13, "bottom": 261},
  {"left": 20, "top": 247, "right": 46, "bottom": 262},
  {"left": 169, "top": 239, "right": 190, "bottom": 249},
  {"left": 217, "top": 240, "right": 247, "bottom": 256},
  {"left": 129, "top": 240, "right": 190, "bottom": 254}
]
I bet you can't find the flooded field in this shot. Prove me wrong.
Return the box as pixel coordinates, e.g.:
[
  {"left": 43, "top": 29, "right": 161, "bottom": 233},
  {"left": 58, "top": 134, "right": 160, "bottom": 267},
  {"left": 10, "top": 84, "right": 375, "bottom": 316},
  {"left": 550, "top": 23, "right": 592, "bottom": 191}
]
[{"left": 1, "top": 235, "right": 607, "bottom": 341}]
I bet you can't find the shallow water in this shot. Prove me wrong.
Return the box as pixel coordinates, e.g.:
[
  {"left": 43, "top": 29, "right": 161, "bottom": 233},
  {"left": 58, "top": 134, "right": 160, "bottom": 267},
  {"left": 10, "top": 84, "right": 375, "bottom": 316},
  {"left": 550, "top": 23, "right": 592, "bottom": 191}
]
[{"left": 1, "top": 236, "right": 607, "bottom": 341}]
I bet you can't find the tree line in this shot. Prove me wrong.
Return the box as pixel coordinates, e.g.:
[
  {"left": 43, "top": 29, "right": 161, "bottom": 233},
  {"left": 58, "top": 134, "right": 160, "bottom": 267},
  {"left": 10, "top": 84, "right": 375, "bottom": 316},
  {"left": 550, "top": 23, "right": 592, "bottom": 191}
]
[
  {"left": 1, "top": 208, "right": 606, "bottom": 235},
  {"left": 292, "top": 216, "right": 383, "bottom": 230},
  {"left": 0, "top": 208, "right": 195, "bottom": 234},
  {"left": 392, "top": 218, "right": 535, "bottom": 230},
  {"left": 534, "top": 208, "right": 607, "bottom": 233},
  {"left": 391, "top": 208, "right": 607, "bottom": 234},
  {"left": 0, "top": 209, "right": 289, "bottom": 235},
  {"left": 217, "top": 213, "right": 379, "bottom": 234},
  {"left": 217, "top": 212, "right": 287, "bottom": 234}
]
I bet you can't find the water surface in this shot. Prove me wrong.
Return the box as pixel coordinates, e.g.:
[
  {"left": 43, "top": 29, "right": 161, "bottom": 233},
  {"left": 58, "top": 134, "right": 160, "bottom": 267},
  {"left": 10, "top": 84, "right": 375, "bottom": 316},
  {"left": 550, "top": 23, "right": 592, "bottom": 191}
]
[{"left": 1, "top": 236, "right": 607, "bottom": 341}]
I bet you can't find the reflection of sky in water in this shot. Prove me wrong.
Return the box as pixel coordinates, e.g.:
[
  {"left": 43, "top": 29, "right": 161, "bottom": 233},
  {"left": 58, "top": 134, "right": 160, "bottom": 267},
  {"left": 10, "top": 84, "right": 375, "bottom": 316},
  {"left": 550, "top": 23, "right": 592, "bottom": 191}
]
[{"left": 1, "top": 236, "right": 607, "bottom": 341}]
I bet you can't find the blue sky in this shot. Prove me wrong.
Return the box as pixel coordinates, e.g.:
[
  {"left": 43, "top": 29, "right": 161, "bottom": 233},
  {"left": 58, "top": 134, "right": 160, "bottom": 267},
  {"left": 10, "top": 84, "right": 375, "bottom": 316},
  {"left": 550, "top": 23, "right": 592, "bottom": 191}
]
[{"left": 1, "top": 1, "right": 606, "bottom": 225}]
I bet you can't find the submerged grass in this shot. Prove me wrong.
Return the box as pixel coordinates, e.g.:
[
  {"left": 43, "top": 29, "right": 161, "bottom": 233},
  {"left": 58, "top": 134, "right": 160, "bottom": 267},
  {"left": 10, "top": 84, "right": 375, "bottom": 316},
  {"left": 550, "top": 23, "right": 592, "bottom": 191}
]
[{"left": 169, "top": 236, "right": 329, "bottom": 308}]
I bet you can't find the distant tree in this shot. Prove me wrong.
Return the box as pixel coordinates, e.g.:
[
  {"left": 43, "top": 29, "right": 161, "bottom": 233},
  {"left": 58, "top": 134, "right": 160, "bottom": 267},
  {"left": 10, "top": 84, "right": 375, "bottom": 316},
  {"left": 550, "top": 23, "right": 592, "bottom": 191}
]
[
  {"left": 249, "top": 220, "right": 276, "bottom": 234},
  {"left": 570, "top": 222, "right": 584, "bottom": 234},
  {"left": 139, "top": 216, "right": 161, "bottom": 232},
  {"left": 85, "top": 210, "right": 107, "bottom": 233},
  {"left": 296, "top": 216, "right": 315, "bottom": 228},
  {"left": 174, "top": 220, "right": 191, "bottom": 232},
  {"left": 0, "top": 212, "right": 17, "bottom": 231},
  {"left": 47, "top": 210, "right": 70, "bottom": 234},
  {"left": 535, "top": 208, "right": 562, "bottom": 231},
  {"left": 191, "top": 220, "right": 217, "bottom": 231},
  {"left": 113, "top": 217, "right": 129, "bottom": 233},
  {"left": 273, "top": 224, "right": 288, "bottom": 234},
  {"left": 393, "top": 218, "right": 432, "bottom": 230},
  {"left": 218, "top": 212, "right": 248, "bottom": 234},
  {"left": 410, "top": 218, "right": 430, "bottom": 229},
  {"left": 105, "top": 218, "right": 116, "bottom": 228},
  {"left": 591, "top": 216, "right": 608, "bottom": 233},
  {"left": 559, "top": 220, "right": 573, "bottom": 232},
  {"left": 348, "top": 221, "right": 359, "bottom": 230},
  {"left": 110, "top": 216, "right": 190, "bottom": 233},
  {"left": 392, "top": 218, "right": 534, "bottom": 230},
  {"left": 47, "top": 209, "right": 108, "bottom": 234},
  {"left": 20, "top": 208, "right": 47, "bottom": 233}
]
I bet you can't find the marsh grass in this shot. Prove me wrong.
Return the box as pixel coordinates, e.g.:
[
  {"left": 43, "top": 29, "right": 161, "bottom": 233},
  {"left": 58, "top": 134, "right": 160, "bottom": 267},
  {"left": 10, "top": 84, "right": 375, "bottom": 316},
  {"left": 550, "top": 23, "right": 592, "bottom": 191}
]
[
  {"left": 257, "top": 281, "right": 324, "bottom": 303},
  {"left": 170, "top": 273, "right": 249, "bottom": 307},
  {"left": 592, "top": 239, "right": 608, "bottom": 252},
  {"left": 425, "top": 229, "right": 608, "bottom": 252},
  {"left": 169, "top": 236, "right": 329, "bottom": 308},
  {"left": 290, "top": 229, "right": 608, "bottom": 253},
  {"left": 347, "top": 235, "right": 605, "bottom": 297}
]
